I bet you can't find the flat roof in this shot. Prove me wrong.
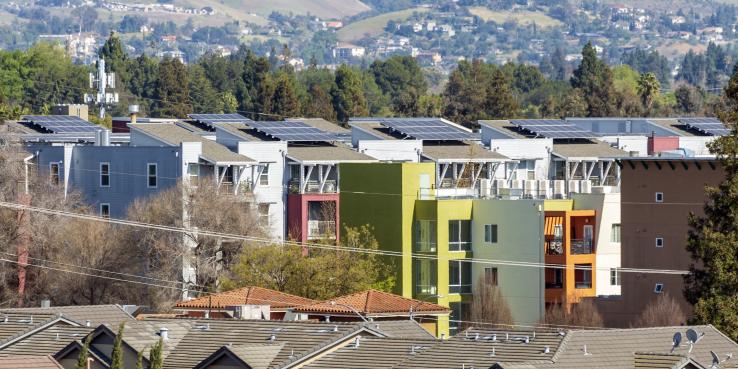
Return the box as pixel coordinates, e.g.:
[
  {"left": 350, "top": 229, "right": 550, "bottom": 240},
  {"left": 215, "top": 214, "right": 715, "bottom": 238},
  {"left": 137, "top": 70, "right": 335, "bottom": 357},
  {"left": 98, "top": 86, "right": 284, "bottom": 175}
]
[
  {"left": 645, "top": 118, "right": 699, "bottom": 137},
  {"left": 130, "top": 123, "right": 255, "bottom": 164},
  {"left": 478, "top": 120, "right": 529, "bottom": 139},
  {"left": 350, "top": 122, "right": 402, "bottom": 140},
  {"left": 287, "top": 118, "right": 350, "bottom": 134},
  {"left": 215, "top": 122, "right": 261, "bottom": 142},
  {"left": 552, "top": 140, "right": 629, "bottom": 159},
  {"left": 421, "top": 143, "right": 508, "bottom": 162},
  {"left": 286, "top": 144, "right": 376, "bottom": 163}
]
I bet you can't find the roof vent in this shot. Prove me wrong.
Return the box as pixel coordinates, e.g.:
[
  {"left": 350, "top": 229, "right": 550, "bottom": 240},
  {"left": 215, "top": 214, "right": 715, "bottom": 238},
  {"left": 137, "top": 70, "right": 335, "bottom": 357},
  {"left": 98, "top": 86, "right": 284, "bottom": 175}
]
[
  {"left": 672, "top": 332, "right": 682, "bottom": 352},
  {"left": 40, "top": 299, "right": 51, "bottom": 308},
  {"left": 583, "top": 345, "right": 591, "bottom": 356},
  {"left": 353, "top": 336, "right": 361, "bottom": 348},
  {"left": 268, "top": 334, "right": 277, "bottom": 342},
  {"left": 85, "top": 320, "right": 91, "bottom": 327},
  {"left": 543, "top": 346, "right": 550, "bottom": 354},
  {"left": 2, "top": 316, "right": 7, "bottom": 323},
  {"left": 523, "top": 336, "right": 530, "bottom": 344},
  {"left": 474, "top": 333, "right": 480, "bottom": 341},
  {"left": 55, "top": 333, "right": 60, "bottom": 341},
  {"left": 159, "top": 327, "right": 169, "bottom": 340},
  {"left": 489, "top": 347, "right": 495, "bottom": 357}
]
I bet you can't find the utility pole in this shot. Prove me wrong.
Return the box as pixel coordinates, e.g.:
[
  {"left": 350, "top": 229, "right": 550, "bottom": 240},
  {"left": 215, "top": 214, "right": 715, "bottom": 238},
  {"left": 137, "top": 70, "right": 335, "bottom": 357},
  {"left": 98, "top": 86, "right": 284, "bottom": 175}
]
[{"left": 85, "top": 58, "right": 118, "bottom": 119}]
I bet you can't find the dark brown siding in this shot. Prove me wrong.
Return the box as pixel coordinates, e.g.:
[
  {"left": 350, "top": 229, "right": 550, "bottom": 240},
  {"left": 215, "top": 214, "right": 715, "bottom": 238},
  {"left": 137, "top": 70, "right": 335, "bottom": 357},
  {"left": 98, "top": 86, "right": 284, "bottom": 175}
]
[{"left": 598, "top": 159, "right": 723, "bottom": 327}]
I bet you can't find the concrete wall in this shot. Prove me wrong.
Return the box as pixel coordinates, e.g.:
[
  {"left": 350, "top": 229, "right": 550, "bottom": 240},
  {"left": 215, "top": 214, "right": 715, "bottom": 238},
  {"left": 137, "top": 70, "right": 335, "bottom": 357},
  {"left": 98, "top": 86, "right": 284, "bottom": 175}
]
[
  {"left": 487, "top": 138, "right": 552, "bottom": 180},
  {"left": 238, "top": 141, "right": 288, "bottom": 241},
  {"left": 358, "top": 140, "right": 422, "bottom": 162},
  {"left": 599, "top": 136, "right": 648, "bottom": 156},
  {"left": 471, "top": 199, "right": 545, "bottom": 324},
  {"left": 679, "top": 136, "right": 716, "bottom": 157}
]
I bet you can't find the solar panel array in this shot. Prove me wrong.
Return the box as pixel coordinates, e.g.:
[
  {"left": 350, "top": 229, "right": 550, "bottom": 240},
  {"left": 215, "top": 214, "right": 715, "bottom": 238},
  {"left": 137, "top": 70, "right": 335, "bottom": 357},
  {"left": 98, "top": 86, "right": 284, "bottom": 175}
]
[
  {"left": 23, "top": 115, "right": 103, "bottom": 134},
  {"left": 366, "top": 118, "right": 476, "bottom": 140},
  {"left": 678, "top": 117, "right": 730, "bottom": 136},
  {"left": 511, "top": 119, "right": 601, "bottom": 139},
  {"left": 247, "top": 121, "right": 345, "bottom": 142},
  {"left": 188, "top": 113, "right": 251, "bottom": 128}
]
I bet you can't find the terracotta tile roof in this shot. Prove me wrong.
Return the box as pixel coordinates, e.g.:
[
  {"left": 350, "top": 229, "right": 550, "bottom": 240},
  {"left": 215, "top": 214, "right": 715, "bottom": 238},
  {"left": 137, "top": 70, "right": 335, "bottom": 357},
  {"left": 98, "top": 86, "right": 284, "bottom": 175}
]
[
  {"left": 0, "top": 355, "right": 63, "bottom": 369},
  {"left": 293, "top": 290, "right": 451, "bottom": 316},
  {"left": 174, "top": 287, "right": 316, "bottom": 310}
]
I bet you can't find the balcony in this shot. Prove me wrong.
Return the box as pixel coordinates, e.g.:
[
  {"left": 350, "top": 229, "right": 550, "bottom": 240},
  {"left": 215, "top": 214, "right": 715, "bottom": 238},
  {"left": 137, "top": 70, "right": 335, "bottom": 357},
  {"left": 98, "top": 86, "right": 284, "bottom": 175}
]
[
  {"left": 575, "top": 281, "right": 593, "bottom": 289},
  {"left": 307, "top": 220, "right": 336, "bottom": 240},
  {"left": 546, "top": 240, "right": 564, "bottom": 255},
  {"left": 571, "top": 239, "right": 593, "bottom": 254},
  {"left": 288, "top": 180, "right": 338, "bottom": 194}
]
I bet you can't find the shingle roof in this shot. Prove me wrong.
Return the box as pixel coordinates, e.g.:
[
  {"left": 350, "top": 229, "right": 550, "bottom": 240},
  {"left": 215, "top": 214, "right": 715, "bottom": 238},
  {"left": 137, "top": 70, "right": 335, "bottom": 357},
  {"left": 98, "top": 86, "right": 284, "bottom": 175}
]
[
  {"left": 552, "top": 140, "right": 629, "bottom": 159},
  {"left": 0, "top": 313, "right": 56, "bottom": 342},
  {"left": 159, "top": 319, "right": 375, "bottom": 369},
  {"left": 174, "top": 287, "right": 316, "bottom": 310},
  {"left": 215, "top": 122, "right": 261, "bottom": 141},
  {"left": 0, "top": 323, "right": 91, "bottom": 357},
  {"left": 304, "top": 337, "right": 438, "bottom": 369},
  {"left": 194, "top": 343, "right": 284, "bottom": 369},
  {"left": 538, "top": 325, "right": 737, "bottom": 369},
  {"left": 131, "top": 123, "right": 255, "bottom": 164},
  {"left": 286, "top": 145, "right": 376, "bottom": 163},
  {"left": 0, "top": 304, "right": 134, "bottom": 327},
  {"left": 421, "top": 142, "right": 508, "bottom": 162},
  {"left": 114, "top": 320, "right": 193, "bottom": 359},
  {"left": 370, "top": 320, "right": 436, "bottom": 339},
  {"left": 634, "top": 352, "right": 706, "bottom": 369},
  {"left": 0, "top": 355, "right": 63, "bottom": 369},
  {"left": 292, "top": 290, "right": 451, "bottom": 316}
]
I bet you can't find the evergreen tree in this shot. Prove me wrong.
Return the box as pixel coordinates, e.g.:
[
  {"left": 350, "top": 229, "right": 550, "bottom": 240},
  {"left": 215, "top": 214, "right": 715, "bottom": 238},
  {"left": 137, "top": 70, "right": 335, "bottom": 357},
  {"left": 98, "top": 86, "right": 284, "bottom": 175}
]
[
  {"left": 99, "top": 31, "right": 129, "bottom": 85},
  {"left": 486, "top": 68, "right": 519, "bottom": 118},
  {"left": 369, "top": 55, "right": 428, "bottom": 116},
  {"left": 136, "top": 349, "right": 144, "bottom": 369},
  {"left": 152, "top": 58, "right": 192, "bottom": 118},
  {"left": 74, "top": 335, "right": 92, "bottom": 369},
  {"left": 110, "top": 322, "right": 125, "bottom": 369},
  {"left": 571, "top": 42, "right": 616, "bottom": 117},
  {"left": 221, "top": 91, "right": 238, "bottom": 113},
  {"left": 271, "top": 71, "right": 300, "bottom": 118},
  {"left": 149, "top": 338, "right": 164, "bottom": 369},
  {"left": 684, "top": 66, "right": 738, "bottom": 340},
  {"left": 126, "top": 54, "right": 159, "bottom": 114},
  {"left": 188, "top": 64, "right": 223, "bottom": 113},
  {"left": 331, "top": 65, "right": 368, "bottom": 122},
  {"left": 303, "top": 84, "right": 336, "bottom": 121}
]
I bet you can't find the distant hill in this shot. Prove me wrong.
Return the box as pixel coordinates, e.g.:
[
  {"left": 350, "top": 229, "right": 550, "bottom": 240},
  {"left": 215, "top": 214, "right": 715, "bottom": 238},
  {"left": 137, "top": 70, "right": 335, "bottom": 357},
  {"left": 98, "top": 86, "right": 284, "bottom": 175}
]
[
  {"left": 174, "top": 0, "right": 371, "bottom": 19},
  {"left": 337, "top": 7, "right": 430, "bottom": 42}
]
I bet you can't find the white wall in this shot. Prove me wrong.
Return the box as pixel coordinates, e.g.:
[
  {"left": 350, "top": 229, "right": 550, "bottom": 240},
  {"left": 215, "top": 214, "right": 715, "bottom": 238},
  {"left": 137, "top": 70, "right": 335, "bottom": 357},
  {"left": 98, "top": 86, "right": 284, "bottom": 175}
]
[
  {"left": 599, "top": 136, "right": 648, "bottom": 156},
  {"left": 488, "top": 138, "right": 552, "bottom": 180},
  {"left": 358, "top": 140, "right": 422, "bottom": 162},
  {"left": 238, "top": 141, "right": 288, "bottom": 241},
  {"left": 572, "top": 192, "right": 621, "bottom": 297},
  {"left": 679, "top": 136, "right": 716, "bottom": 157}
]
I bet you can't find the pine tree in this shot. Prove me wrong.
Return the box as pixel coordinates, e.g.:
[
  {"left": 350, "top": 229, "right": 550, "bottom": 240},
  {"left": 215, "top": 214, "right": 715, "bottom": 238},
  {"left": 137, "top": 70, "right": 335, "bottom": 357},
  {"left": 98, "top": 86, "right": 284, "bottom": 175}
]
[
  {"left": 99, "top": 31, "right": 129, "bottom": 86},
  {"left": 571, "top": 42, "right": 616, "bottom": 117},
  {"left": 74, "top": 335, "right": 92, "bottom": 369},
  {"left": 149, "top": 338, "right": 164, "bottom": 369},
  {"left": 188, "top": 64, "right": 223, "bottom": 113},
  {"left": 271, "top": 72, "right": 300, "bottom": 118},
  {"left": 684, "top": 67, "right": 738, "bottom": 339},
  {"left": 110, "top": 323, "right": 125, "bottom": 369},
  {"left": 331, "top": 65, "right": 368, "bottom": 123},
  {"left": 136, "top": 349, "right": 144, "bottom": 369},
  {"left": 152, "top": 58, "right": 192, "bottom": 118}
]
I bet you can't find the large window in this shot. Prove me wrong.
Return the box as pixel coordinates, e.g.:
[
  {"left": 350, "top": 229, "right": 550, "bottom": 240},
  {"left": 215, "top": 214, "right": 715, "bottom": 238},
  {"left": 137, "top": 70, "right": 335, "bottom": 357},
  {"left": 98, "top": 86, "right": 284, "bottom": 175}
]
[
  {"left": 484, "top": 224, "right": 498, "bottom": 243},
  {"left": 413, "top": 259, "right": 437, "bottom": 295},
  {"left": 523, "top": 159, "right": 536, "bottom": 180},
  {"left": 449, "top": 260, "right": 472, "bottom": 294},
  {"left": 99, "top": 163, "right": 110, "bottom": 187},
  {"left": 575, "top": 264, "right": 592, "bottom": 289},
  {"left": 611, "top": 224, "right": 621, "bottom": 243},
  {"left": 448, "top": 220, "right": 471, "bottom": 251},
  {"left": 414, "top": 220, "right": 437, "bottom": 252},
  {"left": 449, "top": 302, "right": 470, "bottom": 335},
  {"left": 259, "top": 164, "right": 269, "bottom": 186},
  {"left": 49, "top": 162, "right": 60, "bottom": 185},
  {"left": 218, "top": 166, "right": 234, "bottom": 184},
  {"left": 147, "top": 163, "right": 157, "bottom": 188}
]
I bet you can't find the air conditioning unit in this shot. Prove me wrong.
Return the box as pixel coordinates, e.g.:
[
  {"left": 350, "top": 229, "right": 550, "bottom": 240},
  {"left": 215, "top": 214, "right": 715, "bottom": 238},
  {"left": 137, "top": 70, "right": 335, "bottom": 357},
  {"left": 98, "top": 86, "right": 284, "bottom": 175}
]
[
  {"left": 580, "top": 180, "right": 592, "bottom": 194},
  {"left": 230, "top": 304, "right": 270, "bottom": 320},
  {"left": 568, "top": 180, "right": 580, "bottom": 194},
  {"left": 538, "top": 180, "right": 550, "bottom": 199},
  {"left": 553, "top": 180, "right": 565, "bottom": 199},
  {"left": 479, "top": 178, "right": 491, "bottom": 198}
]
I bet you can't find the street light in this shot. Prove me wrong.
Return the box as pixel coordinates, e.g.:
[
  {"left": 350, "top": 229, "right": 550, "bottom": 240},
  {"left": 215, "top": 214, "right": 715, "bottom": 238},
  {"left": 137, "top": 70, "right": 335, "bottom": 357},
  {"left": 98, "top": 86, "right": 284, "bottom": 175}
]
[{"left": 329, "top": 301, "right": 369, "bottom": 323}]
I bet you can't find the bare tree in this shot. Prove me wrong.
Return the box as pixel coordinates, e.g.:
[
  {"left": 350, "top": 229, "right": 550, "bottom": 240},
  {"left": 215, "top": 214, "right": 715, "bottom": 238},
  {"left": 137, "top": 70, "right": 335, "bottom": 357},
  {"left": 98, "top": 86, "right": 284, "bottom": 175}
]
[
  {"left": 469, "top": 276, "right": 514, "bottom": 327},
  {"left": 542, "top": 299, "right": 604, "bottom": 328},
  {"left": 632, "top": 293, "right": 686, "bottom": 328}
]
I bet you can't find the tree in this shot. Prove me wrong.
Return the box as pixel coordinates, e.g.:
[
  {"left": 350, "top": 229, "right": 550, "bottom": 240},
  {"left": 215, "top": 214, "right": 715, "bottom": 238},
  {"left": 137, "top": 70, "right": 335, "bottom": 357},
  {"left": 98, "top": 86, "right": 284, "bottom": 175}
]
[
  {"left": 570, "top": 42, "right": 616, "bottom": 117},
  {"left": 149, "top": 338, "right": 164, "bottom": 369},
  {"left": 369, "top": 56, "right": 428, "bottom": 116},
  {"left": 684, "top": 70, "right": 738, "bottom": 338},
  {"left": 637, "top": 72, "right": 661, "bottom": 113},
  {"left": 303, "top": 84, "right": 336, "bottom": 121},
  {"left": 633, "top": 293, "right": 686, "bottom": 327},
  {"left": 74, "top": 335, "right": 92, "bottom": 369},
  {"left": 188, "top": 64, "right": 223, "bottom": 114},
  {"left": 136, "top": 349, "right": 144, "bottom": 369},
  {"left": 674, "top": 84, "right": 703, "bottom": 114},
  {"left": 225, "top": 225, "right": 395, "bottom": 300},
  {"left": 469, "top": 277, "right": 514, "bottom": 326},
  {"left": 443, "top": 60, "right": 519, "bottom": 126},
  {"left": 271, "top": 71, "right": 300, "bottom": 118},
  {"left": 331, "top": 65, "right": 368, "bottom": 123},
  {"left": 99, "top": 32, "right": 128, "bottom": 85},
  {"left": 541, "top": 299, "right": 604, "bottom": 328},
  {"left": 152, "top": 58, "right": 191, "bottom": 118},
  {"left": 110, "top": 323, "right": 125, "bottom": 369}
]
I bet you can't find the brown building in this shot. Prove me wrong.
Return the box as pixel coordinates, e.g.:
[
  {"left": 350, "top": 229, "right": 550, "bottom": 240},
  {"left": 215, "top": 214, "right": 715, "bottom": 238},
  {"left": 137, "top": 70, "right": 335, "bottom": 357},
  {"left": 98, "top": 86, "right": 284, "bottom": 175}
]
[{"left": 597, "top": 158, "right": 723, "bottom": 327}]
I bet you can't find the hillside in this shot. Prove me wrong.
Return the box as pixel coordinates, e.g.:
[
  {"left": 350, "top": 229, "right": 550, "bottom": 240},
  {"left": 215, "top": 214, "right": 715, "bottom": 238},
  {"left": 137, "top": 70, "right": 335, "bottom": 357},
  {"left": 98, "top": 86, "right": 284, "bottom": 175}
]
[
  {"left": 163, "top": 0, "right": 370, "bottom": 20},
  {"left": 468, "top": 7, "right": 562, "bottom": 27},
  {"left": 337, "top": 7, "right": 430, "bottom": 42}
]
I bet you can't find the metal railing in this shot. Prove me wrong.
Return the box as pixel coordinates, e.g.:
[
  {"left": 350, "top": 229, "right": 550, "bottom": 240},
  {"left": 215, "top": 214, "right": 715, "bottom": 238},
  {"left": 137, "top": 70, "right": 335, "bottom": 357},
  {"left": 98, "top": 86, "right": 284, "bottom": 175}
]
[
  {"left": 307, "top": 220, "right": 336, "bottom": 240},
  {"left": 575, "top": 281, "right": 593, "bottom": 289},
  {"left": 571, "top": 239, "right": 594, "bottom": 254},
  {"left": 288, "top": 180, "right": 338, "bottom": 194}
]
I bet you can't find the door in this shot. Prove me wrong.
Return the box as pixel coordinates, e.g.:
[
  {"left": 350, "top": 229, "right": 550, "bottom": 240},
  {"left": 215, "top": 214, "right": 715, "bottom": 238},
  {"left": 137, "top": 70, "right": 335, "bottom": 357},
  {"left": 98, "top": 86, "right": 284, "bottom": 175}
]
[{"left": 583, "top": 225, "right": 594, "bottom": 247}]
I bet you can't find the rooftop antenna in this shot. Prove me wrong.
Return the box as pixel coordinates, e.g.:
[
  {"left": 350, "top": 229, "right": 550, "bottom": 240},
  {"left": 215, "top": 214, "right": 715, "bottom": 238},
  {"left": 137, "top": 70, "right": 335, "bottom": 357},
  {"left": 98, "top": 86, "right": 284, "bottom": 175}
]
[
  {"left": 85, "top": 58, "right": 118, "bottom": 119},
  {"left": 672, "top": 332, "right": 682, "bottom": 353}
]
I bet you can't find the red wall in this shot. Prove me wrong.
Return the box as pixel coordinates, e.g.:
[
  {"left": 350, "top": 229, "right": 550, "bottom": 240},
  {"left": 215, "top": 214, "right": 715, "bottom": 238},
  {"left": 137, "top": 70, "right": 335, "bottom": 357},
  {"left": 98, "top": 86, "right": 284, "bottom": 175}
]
[
  {"left": 647, "top": 136, "right": 679, "bottom": 155},
  {"left": 286, "top": 193, "right": 340, "bottom": 244}
]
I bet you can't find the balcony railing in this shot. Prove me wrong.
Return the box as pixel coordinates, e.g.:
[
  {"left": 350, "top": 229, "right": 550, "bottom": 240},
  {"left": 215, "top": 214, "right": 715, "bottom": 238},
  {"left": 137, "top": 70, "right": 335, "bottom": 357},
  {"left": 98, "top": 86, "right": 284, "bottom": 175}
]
[
  {"left": 449, "top": 284, "right": 472, "bottom": 294},
  {"left": 288, "top": 180, "right": 338, "bottom": 194},
  {"left": 546, "top": 240, "right": 564, "bottom": 255},
  {"left": 449, "top": 241, "right": 472, "bottom": 252},
  {"left": 307, "top": 220, "right": 336, "bottom": 240},
  {"left": 571, "top": 239, "right": 594, "bottom": 254},
  {"left": 575, "top": 281, "right": 592, "bottom": 289}
]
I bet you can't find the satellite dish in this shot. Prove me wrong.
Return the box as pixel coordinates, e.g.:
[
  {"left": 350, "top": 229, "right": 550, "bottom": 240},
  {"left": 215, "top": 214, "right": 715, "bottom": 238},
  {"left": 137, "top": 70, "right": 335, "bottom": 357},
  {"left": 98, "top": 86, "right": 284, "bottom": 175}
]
[
  {"left": 687, "top": 328, "right": 699, "bottom": 343},
  {"left": 711, "top": 350, "right": 720, "bottom": 368},
  {"left": 673, "top": 332, "right": 682, "bottom": 347}
]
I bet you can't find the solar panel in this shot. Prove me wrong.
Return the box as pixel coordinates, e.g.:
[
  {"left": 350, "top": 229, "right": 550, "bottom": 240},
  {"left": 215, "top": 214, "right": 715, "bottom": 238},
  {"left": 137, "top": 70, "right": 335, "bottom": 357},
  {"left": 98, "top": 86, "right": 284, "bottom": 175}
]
[
  {"left": 188, "top": 113, "right": 252, "bottom": 128},
  {"left": 22, "top": 115, "right": 103, "bottom": 134},
  {"left": 363, "top": 118, "right": 475, "bottom": 141},
  {"left": 678, "top": 117, "right": 731, "bottom": 136},
  {"left": 510, "top": 119, "right": 601, "bottom": 139},
  {"left": 245, "top": 121, "right": 345, "bottom": 142}
]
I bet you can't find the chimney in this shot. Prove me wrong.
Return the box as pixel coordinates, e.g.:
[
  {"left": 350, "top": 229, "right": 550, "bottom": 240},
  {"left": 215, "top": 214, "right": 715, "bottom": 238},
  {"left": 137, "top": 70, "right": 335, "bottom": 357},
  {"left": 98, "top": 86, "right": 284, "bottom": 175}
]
[
  {"left": 159, "top": 327, "right": 169, "bottom": 340},
  {"left": 129, "top": 104, "right": 139, "bottom": 125},
  {"left": 40, "top": 299, "right": 50, "bottom": 308}
]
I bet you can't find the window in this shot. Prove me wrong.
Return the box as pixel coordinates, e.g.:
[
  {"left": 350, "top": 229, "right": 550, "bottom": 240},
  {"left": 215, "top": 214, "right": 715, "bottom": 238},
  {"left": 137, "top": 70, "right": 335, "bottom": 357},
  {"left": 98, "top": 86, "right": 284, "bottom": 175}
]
[
  {"left": 484, "top": 224, "right": 498, "bottom": 243},
  {"left": 449, "top": 302, "right": 470, "bottom": 335},
  {"left": 100, "top": 203, "right": 110, "bottom": 218},
  {"left": 611, "top": 224, "right": 621, "bottom": 243},
  {"left": 610, "top": 268, "right": 621, "bottom": 286},
  {"left": 258, "top": 203, "right": 270, "bottom": 226},
  {"left": 575, "top": 264, "right": 592, "bottom": 289},
  {"left": 147, "top": 163, "right": 157, "bottom": 188},
  {"left": 414, "top": 220, "right": 437, "bottom": 252},
  {"left": 49, "top": 163, "right": 60, "bottom": 185},
  {"left": 414, "top": 259, "right": 437, "bottom": 295},
  {"left": 449, "top": 260, "right": 472, "bottom": 294},
  {"left": 546, "top": 268, "right": 564, "bottom": 289},
  {"left": 524, "top": 160, "right": 536, "bottom": 180},
  {"left": 655, "top": 192, "right": 664, "bottom": 203},
  {"left": 187, "top": 163, "right": 199, "bottom": 181},
  {"left": 99, "top": 163, "right": 110, "bottom": 187},
  {"left": 656, "top": 237, "right": 664, "bottom": 248},
  {"left": 218, "top": 166, "right": 234, "bottom": 184},
  {"left": 484, "top": 267, "right": 498, "bottom": 286},
  {"left": 448, "top": 220, "right": 471, "bottom": 251},
  {"left": 259, "top": 164, "right": 270, "bottom": 186},
  {"left": 654, "top": 283, "right": 664, "bottom": 293}
]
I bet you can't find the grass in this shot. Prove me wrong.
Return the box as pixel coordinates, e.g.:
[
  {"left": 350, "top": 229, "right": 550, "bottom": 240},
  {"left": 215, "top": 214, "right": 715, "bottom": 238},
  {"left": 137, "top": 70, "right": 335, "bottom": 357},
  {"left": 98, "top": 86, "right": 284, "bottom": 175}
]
[
  {"left": 337, "top": 7, "right": 430, "bottom": 42},
  {"left": 468, "top": 7, "right": 562, "bottom": 27},
  {"left": 656, "top": 41, "right": 708, "bottom": 59}
]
